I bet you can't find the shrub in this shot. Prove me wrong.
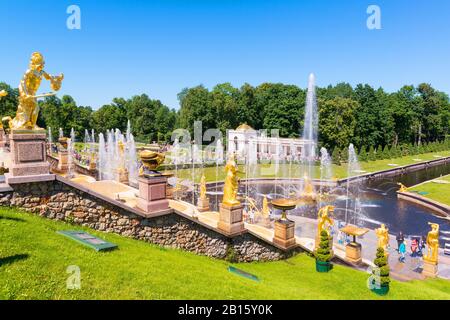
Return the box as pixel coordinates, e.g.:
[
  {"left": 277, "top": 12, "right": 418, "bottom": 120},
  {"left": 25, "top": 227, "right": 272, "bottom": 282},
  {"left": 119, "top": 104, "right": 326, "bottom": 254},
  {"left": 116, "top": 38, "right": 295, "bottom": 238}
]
[
  {"left": 372, "top": 247, "right": 390, "bottom": 286},
  {"left": 315, "top": 230, "right": 332, "bottom": 262},
  {"left": 331, "top": 147, "right": 341, "bottom": 165},
  {"left": 358, "top": 146, "right": 368, "bottom": 162}
]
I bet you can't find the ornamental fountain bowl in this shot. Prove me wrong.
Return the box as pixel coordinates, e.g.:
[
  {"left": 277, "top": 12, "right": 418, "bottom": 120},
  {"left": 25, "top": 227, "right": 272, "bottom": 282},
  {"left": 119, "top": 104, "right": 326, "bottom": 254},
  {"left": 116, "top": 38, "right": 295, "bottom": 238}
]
[
  {"left": 271, "top": 198, "right": 298, "bottom": 211},
  {"left": 58, "top": 137, "right": 68, "bottom": 149},
  {"left": 271, "top": 198, "right": 298, "bottom": 221},
  {"left": 139, "top": 150, "right": 166, "bottom": 177}
]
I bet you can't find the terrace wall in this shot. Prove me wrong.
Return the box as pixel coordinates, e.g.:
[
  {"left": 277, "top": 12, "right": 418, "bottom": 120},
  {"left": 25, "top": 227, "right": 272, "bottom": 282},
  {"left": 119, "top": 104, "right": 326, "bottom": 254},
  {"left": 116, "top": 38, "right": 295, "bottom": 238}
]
[{"left": 0, "top": 179, "right": 297, "bottom": 262}]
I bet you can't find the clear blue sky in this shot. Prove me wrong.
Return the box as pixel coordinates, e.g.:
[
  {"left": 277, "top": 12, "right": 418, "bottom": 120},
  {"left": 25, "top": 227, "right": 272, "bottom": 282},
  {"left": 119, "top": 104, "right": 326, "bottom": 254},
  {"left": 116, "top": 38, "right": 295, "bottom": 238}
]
[{"left": 1, "top": 0, "right": 449, "bottom": 110}]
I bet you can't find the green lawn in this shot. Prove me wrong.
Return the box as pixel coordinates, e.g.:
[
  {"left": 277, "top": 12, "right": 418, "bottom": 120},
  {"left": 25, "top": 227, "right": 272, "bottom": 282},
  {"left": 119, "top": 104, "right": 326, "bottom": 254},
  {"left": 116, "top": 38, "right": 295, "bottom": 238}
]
[
  {"left": 170, "top": 150, "right": 450, "bottom": 183},
  {"left": 1, "top": 207, "right": 449, "bottom": 300},
  {"left": 408, "top": 174, "right": 450, "bottom": 206}
]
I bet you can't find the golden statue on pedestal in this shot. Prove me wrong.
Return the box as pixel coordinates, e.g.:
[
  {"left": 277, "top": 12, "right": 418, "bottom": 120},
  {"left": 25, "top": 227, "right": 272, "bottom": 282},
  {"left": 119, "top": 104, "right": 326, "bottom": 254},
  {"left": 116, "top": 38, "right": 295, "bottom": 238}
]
[
  {"left": 317, "top": 205, "right": 334, "bottom": 237},
  {"left": 5, "top": 52, "right": 64, "bottom": 131},
  {"left": 375, "top": 224, "right": 390, "bottom": 252},
  {"left": 424, "top": 223, "right": 439, "bottom": 264},
  {"left": 222, "top": 153, "right": 240, "bottom": 206},
  {"left": 200, "top": 174, "right": 207, "bottom": 200}
]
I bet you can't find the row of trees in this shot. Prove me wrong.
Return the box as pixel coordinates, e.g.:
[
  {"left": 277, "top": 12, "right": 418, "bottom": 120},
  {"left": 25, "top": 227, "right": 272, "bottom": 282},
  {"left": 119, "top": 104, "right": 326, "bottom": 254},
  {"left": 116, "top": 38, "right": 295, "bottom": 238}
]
[
  {"left": 1, "top": 81, "right": 449, "bottom": 150},
  {"left": 179, "top": 82, "right": 450, "bottom": 151},
  {"left": 0, "top": 82, "right": 177, "bottom": 142},
  {"left": 330, "top": 139, "right": 450, "bottom": 165}
]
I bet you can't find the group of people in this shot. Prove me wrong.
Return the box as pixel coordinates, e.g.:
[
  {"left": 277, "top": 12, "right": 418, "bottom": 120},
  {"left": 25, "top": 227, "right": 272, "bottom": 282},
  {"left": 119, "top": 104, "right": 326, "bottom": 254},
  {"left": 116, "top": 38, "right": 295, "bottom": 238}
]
[{"left": 396, "top": 231, "right": 426, "bottom": 263}]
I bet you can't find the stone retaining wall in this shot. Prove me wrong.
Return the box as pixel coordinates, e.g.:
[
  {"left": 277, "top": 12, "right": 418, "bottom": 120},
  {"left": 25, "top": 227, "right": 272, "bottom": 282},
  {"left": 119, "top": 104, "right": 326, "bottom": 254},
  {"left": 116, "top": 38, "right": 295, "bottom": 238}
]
[{"left": 0, "top": 179, "right": 296, "bottom": 262}]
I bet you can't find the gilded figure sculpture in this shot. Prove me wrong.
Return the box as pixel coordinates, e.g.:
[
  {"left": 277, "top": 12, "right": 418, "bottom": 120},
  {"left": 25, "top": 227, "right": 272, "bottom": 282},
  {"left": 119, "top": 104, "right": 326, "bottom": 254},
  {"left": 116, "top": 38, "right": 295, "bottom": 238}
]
[
  {"left": 317, "top": 205, "right": 334, "bottom": 237},
  {"left": 424, "top": 223, "right": 439, "bottom": 264},
  {"left": 262, "top": 196, "right": 270, "bottom": 218},
  {"left": 0, "top": 90, "right": 7, "bottom": 99},
  {"left": 200, "top": 174, "right": 207, "bottom": 200},
  {"left": 6, "top": 52, "right": 64, "bottom": 131},
  {"left": 222, "top": 153, "right": 240, "bottom": 206},
  {"left": 375, "top": 224, "right": 390, "bottom": 252},
  {"left": 397, "top": 182, "right": 408, "bottom": 193}
]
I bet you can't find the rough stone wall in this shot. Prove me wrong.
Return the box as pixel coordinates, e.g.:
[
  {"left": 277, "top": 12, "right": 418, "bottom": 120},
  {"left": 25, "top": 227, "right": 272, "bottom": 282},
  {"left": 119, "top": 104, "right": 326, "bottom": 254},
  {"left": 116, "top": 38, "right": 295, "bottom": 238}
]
[{"left": 0, "top": 180, "right": 294, "bottom": 262}]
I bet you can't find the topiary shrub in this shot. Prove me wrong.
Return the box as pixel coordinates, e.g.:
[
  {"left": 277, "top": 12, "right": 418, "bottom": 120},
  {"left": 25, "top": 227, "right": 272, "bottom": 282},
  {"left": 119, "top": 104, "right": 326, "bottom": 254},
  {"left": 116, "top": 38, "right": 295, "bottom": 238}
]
[
  {"left": 315, "top": 230, "right": 332, "bottom": 262},
  {"left": 372, "top": 247, "right": 390, "bottom": 287}
]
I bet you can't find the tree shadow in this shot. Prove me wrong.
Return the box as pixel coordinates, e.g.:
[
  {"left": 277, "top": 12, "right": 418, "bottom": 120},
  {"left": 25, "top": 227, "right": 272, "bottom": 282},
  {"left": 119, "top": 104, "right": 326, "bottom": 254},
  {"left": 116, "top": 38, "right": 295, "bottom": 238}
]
[
  {"left": 0, "top": 254, "right": 29, "bottom": 267},
  {"left": 0, "top": 216, "right": 25, "bottom": 222}
]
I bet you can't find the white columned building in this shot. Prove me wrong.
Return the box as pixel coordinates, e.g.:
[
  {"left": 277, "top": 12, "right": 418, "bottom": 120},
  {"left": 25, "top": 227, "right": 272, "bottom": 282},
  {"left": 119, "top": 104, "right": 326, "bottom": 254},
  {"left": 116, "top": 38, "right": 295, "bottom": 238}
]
[{"left": 227, "top": 124, "right": 314, "bottom": 161}]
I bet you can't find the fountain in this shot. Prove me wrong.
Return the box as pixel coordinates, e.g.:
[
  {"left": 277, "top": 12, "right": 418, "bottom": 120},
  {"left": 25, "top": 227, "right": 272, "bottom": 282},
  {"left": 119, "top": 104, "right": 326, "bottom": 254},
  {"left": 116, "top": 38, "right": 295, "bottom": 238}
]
[
  {"left": 300, "top": 73, "right": 318, "bottom": 188},
  {"left": 345, "top": 143, "right": 362, "bottom": 225}
]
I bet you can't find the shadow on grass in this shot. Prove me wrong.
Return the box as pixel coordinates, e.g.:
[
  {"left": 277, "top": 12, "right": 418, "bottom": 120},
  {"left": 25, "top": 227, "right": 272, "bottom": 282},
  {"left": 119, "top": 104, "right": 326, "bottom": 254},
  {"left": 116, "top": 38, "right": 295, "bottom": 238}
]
[
  {"left": 0, "top": 216, "right": 26, "bottom": 222},
  {"left": 0, "top": 254, "right": 29, "bottom": 267}
]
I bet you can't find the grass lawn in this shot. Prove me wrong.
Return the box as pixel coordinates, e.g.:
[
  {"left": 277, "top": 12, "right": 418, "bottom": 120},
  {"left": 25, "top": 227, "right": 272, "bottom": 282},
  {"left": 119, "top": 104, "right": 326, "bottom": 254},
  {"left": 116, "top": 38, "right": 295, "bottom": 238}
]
[
  {"left": 408, "top": 174, "right": 450, "bottom": 206},
  {"left": 1, "top": 207, "right": 449, "bottom": 300},
  {"left": 170, "top": 150, "right": 450, "bottom": 183}
]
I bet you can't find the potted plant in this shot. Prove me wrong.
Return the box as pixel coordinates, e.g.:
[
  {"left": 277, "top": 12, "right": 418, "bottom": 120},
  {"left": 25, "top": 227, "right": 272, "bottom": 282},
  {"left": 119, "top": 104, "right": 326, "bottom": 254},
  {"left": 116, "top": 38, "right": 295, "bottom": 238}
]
[
  {"left": 315, "top": 230, "right": 332, "bottom": 272},
  {"left": 370, "top": 247, "right": 390, "bottom": 295}
]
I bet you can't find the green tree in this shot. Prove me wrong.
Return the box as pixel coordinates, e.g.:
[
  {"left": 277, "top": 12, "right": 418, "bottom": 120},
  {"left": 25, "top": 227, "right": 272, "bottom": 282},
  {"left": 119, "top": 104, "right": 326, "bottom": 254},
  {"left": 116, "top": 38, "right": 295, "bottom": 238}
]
[{"left": 319, "top": 97, "right": 358, "bottom": 150}]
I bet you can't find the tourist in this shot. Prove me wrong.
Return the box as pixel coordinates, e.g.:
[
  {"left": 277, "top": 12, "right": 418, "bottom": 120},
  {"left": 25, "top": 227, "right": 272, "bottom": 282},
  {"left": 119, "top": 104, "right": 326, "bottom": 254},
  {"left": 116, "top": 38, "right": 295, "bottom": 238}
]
[
  {"left": 399, "top": 240, "right": 406, "bottom": 263},
  {"left": 396, "top": 231, "right": 404, "bottom": 252},
  {"left": 418, "top": 236, "right": 426, "bottom": 257},
  {"left": 249, "top": 210, "right": 255, "bottom": 224},
  {"left": 410, "top": 238, "right": 418, "bottom": 257}
]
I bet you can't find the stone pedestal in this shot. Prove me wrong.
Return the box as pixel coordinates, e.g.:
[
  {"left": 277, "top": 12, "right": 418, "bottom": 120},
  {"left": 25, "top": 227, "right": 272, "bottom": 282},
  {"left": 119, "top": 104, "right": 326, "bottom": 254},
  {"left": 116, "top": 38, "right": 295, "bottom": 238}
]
[
  {"left": 8, "top": 131, "right": 50, "bottom": 178},
  {"left": 218, "top": 203, "right": 245, "bottom": 235},
  {"left": 197, "top": 197, "right": 210, "bottom": 212},
  {"left": 345, "top": 242, "right": 362, "bottom": 264},
  {"left": 58, "top": 150, "right": 69, "bottom": 172},
  {"left": 137, "top": 175, "right": 169, "bottom": 214},
  {"left": 422, "top": 259, "right": 438, "bottom": 278},
  {"left": 273, "top": 219, "right": 296, "bottom": 249}
]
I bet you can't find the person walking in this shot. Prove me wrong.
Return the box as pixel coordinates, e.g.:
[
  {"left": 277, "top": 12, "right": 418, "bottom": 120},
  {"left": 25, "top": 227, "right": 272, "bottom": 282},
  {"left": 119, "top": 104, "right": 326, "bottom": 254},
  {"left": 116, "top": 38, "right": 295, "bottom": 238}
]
[
  {"left": 399, "top": 240, "right": 406, "bottom": 263},
  {"left": 396, "top": 231, "right": 404, "bottom": 252}
]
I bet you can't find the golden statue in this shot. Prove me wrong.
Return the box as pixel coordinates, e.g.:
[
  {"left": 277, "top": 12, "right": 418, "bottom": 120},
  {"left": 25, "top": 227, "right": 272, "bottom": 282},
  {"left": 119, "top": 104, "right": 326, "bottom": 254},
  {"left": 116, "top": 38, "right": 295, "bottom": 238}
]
[
  {"left": 375, "top": 224, "right": 390, "bottom": 252},
  {"left": 222, "top": 153, "right": 240, "bottom": 206},
  {"left": 139, "top": 150, "right": 165, "bottom": 176},
  {"left": 397, "top": 182, "right": 408, "bottom": 192},
  {"left": 317, "top": 205, "right": 334, "bottom": 237},
  {"left": 200, "top": 174, "right": 207, "bottom": 200},
  {"left": 6, "top": 52, "right": 64, "bottom": 131},
  {"left": 262, "top": 196, "right": 270, "bottom": 218},
  {"left": 424, "top": 222, "right": 439, "bottom": 264}
]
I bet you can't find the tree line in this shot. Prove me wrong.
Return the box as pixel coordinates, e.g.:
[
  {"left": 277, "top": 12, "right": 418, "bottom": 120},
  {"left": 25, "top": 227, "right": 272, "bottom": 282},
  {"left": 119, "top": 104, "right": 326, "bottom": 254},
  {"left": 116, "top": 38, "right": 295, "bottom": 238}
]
[{"left": 0, "top": 81, "right": 448, "bottom": 152}]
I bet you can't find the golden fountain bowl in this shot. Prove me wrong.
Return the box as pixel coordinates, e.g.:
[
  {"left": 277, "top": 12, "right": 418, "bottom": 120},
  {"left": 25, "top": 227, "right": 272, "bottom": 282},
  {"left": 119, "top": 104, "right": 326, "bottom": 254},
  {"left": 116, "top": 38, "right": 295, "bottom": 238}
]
[
  {"left": 271, "top": 198, "right": 298, "bottom": 211},
  {"left": 58, "top": 137, "right": 68, "bottom": 149},
  {"left": 139, "top": 150, "right": 165, "bottom": 171}
]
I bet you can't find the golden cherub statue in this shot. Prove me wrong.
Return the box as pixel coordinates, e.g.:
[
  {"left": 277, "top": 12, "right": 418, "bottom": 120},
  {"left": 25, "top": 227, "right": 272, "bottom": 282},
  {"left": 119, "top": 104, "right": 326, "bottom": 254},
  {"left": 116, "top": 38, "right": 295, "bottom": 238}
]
[
  {"left": 6, "top": 52, "right": 64, "bottom": 131},
  {"left": 0, "top": 90, "right": 7, "bottom": 99},
  {"left": 317, "top": 205, "right": 334, "bottom": 237},
  {"left": 424, "top": 222, "right": 439, "bottom": 264},
  {"left": 375, "top": 224, "right": 390, "bottom": 252},
  {"left": 200, "top": 174, "right": 207, "bottom": 200},
  {"left": 397, "top": 182, "right": 408, "bottom": 192},
  {"left": 222, "top": 153, "right": 240, "bottom": 206}
]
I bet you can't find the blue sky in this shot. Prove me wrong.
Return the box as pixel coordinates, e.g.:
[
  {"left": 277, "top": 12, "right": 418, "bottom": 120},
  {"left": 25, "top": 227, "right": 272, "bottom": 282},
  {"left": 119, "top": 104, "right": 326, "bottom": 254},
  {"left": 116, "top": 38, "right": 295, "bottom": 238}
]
[{"left": 1, "top": 0, "right": 449, "bottom": 110}]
